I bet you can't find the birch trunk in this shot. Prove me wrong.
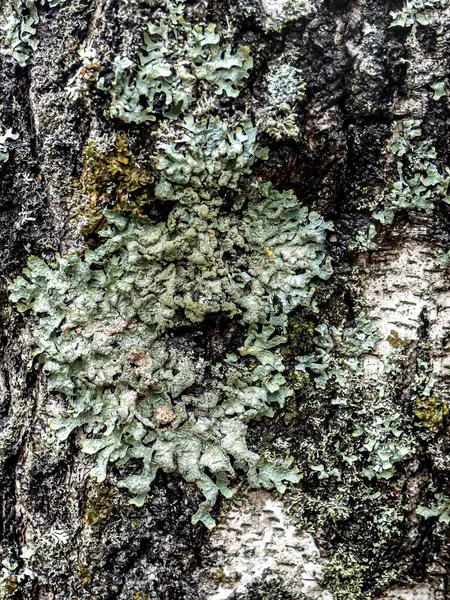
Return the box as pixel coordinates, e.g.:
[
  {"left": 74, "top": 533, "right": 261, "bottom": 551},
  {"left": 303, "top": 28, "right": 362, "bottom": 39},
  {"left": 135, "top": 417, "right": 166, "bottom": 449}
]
[{"left": 1, "top": 1, "right": 450, "bottom": 599}]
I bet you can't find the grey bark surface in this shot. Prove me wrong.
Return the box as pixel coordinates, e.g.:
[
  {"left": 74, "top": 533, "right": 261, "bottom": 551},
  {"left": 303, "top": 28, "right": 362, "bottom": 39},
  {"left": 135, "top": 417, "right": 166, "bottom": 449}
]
[{"left": 0, "top": 0, "right": 450, "bottom": 599}]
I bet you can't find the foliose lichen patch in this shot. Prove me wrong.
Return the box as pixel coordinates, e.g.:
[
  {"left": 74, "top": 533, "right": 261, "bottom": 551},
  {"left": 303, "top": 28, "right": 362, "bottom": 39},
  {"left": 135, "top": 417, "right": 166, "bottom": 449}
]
[
  {"left": 1, "top": 0, "right": 68, "bottom": 67},
  {"left": 10, "top": 181, "right": 331, "bottom": 528},
  {"left": 68, "top": 0, "right": 253, "bottom": 123},
  {"left": 9, "top": 0, "right": 333, "bottom": 529},
  {"left": 7, "top": 0, "right": 450, "bottom": 597}
]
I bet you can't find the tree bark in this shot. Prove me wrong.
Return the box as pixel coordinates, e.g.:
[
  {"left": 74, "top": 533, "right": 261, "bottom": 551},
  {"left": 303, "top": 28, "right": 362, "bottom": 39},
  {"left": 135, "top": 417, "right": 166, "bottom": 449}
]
[{"left": 1, "top": 0, "right": 450, "bottom": 599}]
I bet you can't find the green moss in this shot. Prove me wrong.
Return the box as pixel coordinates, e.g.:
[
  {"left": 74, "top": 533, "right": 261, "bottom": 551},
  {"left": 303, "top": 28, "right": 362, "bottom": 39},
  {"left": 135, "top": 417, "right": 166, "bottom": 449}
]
[
  {"left": 210, "top": 566, "right": 237, "bottom": 587},
  {"left": 84, "top": 482, "right": 116, "bottom": 534},
  {"left": 132, "top": 592, "right": 153, "bottom": 600},
  {"left": 386, "top": 329, "right": 409, "bottom": 349},
  {"left": 415, "top": 395, "right": 448, "bottom": 430},
  {"left": 288, "top": 319, "right": 315, "bottom": 350},
  {"left": 77, "top": 562, "right": 92, "bottom": 588},
  {"left": 75, "top": 135, "right": 154, "bottom": 235}
]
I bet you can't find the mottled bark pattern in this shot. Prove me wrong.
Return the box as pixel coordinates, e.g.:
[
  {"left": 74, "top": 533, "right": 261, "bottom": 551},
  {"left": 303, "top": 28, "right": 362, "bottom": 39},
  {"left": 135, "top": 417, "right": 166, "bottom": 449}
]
[{"left": 1, "top": 0, "right": 450, "bottom": 599}]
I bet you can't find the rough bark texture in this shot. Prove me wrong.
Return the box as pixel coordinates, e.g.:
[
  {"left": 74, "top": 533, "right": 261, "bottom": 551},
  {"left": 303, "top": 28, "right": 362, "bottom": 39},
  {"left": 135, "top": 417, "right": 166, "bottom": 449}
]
[{"left": 1, "top": 0, "right": 450, "bottom": 599}]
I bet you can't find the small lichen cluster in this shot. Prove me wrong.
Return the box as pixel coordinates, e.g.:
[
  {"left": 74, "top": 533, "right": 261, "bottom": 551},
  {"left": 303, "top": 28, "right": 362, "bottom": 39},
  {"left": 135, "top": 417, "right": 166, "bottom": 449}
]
[
  {"left": 1, "top": 4, "right": 38, "bottom": 68},
  {"left": 351, "top": 117, "right": 450, "bottom": 253},
  {"left": 375, "top": 120, "right": 450, "bottom": 225},
  {"left": 431, "top": 78, "right": 448, "bottom": 101},
  {"left": 296, "top": 314, "right": 380, "bottom": 390},
  {"left": 283, "top": 308, "right": 448, "bottom": 598},
  {"left": 66, "top": 45, "right": 102, "bottom": 103},
  {"left": 257, "top": 60, "right": 306, "bottom": 141},
  {"left": 0, "top": 550, "right": 37, "bottom": 600},
  {"left": 154, "top": 114, "right": 268, "bottom": 203},
  {"left": 263, "top": 0, "right": 314, "bottom": 32},
  {"left": 0, "top": 128, "right": 18, "bottom": 163},
  {"left": 390, "top": 0, "right": 441, "bottom": 39},
  {"left": 1, "top": 0, "right": 67, "bottom": 67},
  {"left": 417, "top": 492, "right": 450, "bottom": 524},
  {"left": 321, "top": 552, "right": 367, "bottom": 600},
  {"left": 295, "top": 315, "right": 416, "bottom": 481},
  {"left": 69, "top": 0, "right": 252, "bottom": 124}
]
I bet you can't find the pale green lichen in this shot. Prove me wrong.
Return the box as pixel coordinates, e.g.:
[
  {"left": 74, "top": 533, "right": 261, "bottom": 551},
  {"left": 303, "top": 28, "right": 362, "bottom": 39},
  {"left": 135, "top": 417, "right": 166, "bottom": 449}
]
[
  {"left": 1, "top": 9, "right": 38, "bottom": 68},
  {"left": 11, "top": 0, "right": 331, "bottom": 527},
  {"left": 10, "top": 181, "right": 331, "bottom": 528},
  {"left": 0, "top": 551, "right": 37, "bottom": 599},
  {"left": 72, "top": 0, "right": 253, "bottom": 123},
  {"left": 154, "top": 114, "right": 268, "bottom": 203},
  {"left": 436, "top": 250, "right": 450, "bottom": 268},
  {"left": 66, "top": 45, "right": 102, "bottom": 102},
  {"left": 417, "top": 493, "right": 450, "bottom": 523},
  {"left": 296, "top": 315, "right": 414, "bottom": 481},
  {"left": 390, "top": 0, "right": 441, "bottom": 40},
  {"left": 286, "top": 305, "right": 447, "bottom": 597},
  {"left": 0, "top": 128, "right": 18, "bottom": 163},
  {"left": 374, "top": 120, "right": 450, "bottom": 224},
  {"left": 1, "top": 0, "right": 68, "bottom": 67},
  {"left": 296, "top": 314, "right": 381, "bottom": 390},
  {"left": 431, "top": 78, "right": 448, "bottom": 101},
  {"left": 264, "top": 0, "right": 314, "bottom": 32},
  {"left": 348, "top": 223, "right": 377, "bottom": 253},
  {"left": 257, "top": 60, "right": 306, "bottom": 141},
  {"left": 265, "top": 62, "right": 306, "bottom": 110},
  {"left": 350, "top": 119, "right": 450, "bottom": 254}
]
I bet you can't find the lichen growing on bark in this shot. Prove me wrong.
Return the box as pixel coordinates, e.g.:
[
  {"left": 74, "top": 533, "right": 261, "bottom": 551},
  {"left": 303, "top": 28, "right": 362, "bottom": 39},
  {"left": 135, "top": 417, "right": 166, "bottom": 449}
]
[
  {"left": 10, "top": 180, "right": 331, "bottom": 528},
  {"left": 8, "top": 0, "right": 337, "bottom": 529},
  {"left": 257, "top": 60, "right": 306, "bottom": 140},
  {"left": 2, "top": 0, "right": 450, "bottom": 597},
  {"left": 374, "top": 120, "right": 450, "bottom": 225},
  {"left": 282, "top": 303, "right": 449, "bottom": 598},
  {"left": 1, "top": 0, "right": 69, "bottom": 67},
  {"left": 69, "top": 0, "right": 253, "bottom": 123}
]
